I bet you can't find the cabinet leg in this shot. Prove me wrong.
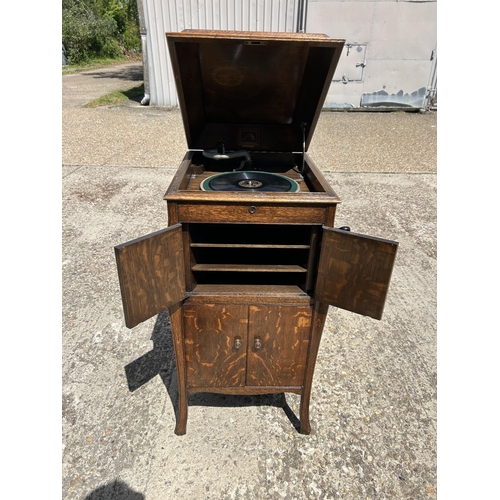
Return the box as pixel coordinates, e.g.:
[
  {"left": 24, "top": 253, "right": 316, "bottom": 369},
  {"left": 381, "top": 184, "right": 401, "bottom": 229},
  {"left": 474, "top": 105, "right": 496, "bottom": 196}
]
[
  {"left": 169, "top": 303, "right": 188, "bottom": 435},
  {"left": 300, "top": 301, "right": 329, "bottom": 435},
  {"left": 174, "top": 394, "right": 188, "bottom": 435},
  {"left": 299, "top": 392, "right": 311, "bottom": 435}
]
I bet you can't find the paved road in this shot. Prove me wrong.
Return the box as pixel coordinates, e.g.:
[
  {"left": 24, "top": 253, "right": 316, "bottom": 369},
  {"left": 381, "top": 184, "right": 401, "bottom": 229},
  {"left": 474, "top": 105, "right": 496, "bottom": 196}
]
[
  {"left": 62, "top": 62, "right": 437, "bottom": 500},
  {"left": 62, "top": 61, "right": 143, "bottom": 108}
]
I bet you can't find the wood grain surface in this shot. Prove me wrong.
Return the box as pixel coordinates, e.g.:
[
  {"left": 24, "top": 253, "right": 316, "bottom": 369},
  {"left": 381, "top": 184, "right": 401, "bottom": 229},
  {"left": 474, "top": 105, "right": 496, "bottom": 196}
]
[
  {"left": 246, "top": 305, "right": 311, "bottom": 387},
  {"left": 178, "top": 203, "right": 327, "bottom": 223},
  {"left": 166, "top": 31, "right": 344, "bottom": 152},
  {"left": 115, "top": 224, "right": 185, "bottom": 328},
  {"left": 184, "top": 304, "right": 248, "bottom": 387},
  {"left": 315, "top": 227, "right": 398, "bottom": 320}
]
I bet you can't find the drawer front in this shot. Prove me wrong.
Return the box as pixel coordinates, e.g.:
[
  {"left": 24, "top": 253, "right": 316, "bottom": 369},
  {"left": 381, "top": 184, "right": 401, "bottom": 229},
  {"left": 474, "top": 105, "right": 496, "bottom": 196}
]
[{"left": 177, "top": 203, "right": 327, "bottom": 224}]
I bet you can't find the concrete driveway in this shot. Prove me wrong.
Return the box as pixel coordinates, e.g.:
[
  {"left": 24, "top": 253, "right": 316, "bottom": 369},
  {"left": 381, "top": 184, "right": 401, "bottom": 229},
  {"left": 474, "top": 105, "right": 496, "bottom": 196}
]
[
  {"left": 62, "top": 62, "right": 437, "bottom": 499},
  {"left": 62, "top": 61, "right": 144, "bottom": 108}
]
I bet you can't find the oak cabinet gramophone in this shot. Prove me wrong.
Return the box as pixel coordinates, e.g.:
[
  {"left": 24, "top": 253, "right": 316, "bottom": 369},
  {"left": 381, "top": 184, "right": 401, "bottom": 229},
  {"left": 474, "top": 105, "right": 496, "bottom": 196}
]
[{"left": 115, "top": 30, "right": 398, "bottom": 435}]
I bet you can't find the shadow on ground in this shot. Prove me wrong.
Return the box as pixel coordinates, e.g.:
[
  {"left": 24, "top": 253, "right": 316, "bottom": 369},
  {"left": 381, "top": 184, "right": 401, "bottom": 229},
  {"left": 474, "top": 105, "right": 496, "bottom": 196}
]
[
  {"left": 124, "top": 310, "right": 301, "bottom": 432},
  {"left": 121, "top": 84, "right": 145, "bottom": 104},
  {"left": 84, "top": 479, "right": 144, "bottom": 500},
  {"left": 85, "top": 65, "right": 143, "bottom": 82}
]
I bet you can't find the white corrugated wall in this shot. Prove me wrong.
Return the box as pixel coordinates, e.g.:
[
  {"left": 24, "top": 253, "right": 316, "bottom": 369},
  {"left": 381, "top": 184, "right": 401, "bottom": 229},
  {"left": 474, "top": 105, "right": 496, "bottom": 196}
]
[
  {"left": 306, "top": 0, "right": 437, "bottom": 109},
  {"left": 142, "top": 0, "right": 301, "bottom": 106},
  {"left": 139, "top": 0, "right": 437, "bottom": 109}
]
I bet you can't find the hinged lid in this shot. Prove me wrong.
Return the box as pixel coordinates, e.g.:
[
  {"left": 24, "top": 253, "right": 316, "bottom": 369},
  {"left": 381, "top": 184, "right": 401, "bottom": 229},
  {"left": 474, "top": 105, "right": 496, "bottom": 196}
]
[{"left": 166, "top": 30, "right": 344, "bottom": 152}]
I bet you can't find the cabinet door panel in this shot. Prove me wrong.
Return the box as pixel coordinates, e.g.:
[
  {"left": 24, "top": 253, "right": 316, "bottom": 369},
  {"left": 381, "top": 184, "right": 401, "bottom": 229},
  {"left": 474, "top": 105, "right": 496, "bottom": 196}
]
[
  {"left": 247, "top": 305, "right": 311, "bottom": 387},
  {"left": 184, "top": 304, "right": 248, "bottom": 388},
  {"left": 315, "top": 227, "right": 398, "bottom": 320},
  {"left": 115, "top": 224, "right": 185, "bottom": 328}
]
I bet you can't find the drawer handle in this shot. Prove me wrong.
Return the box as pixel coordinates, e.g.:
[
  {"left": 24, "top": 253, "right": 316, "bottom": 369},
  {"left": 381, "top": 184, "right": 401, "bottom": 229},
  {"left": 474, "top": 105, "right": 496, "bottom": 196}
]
[
  {"left": 248, "top": 206, "right": 257, "bottom": 214},
  {"left": 234, "top": 337, "right": 242, "bottom": 350},
  {"left": 254, "top": 337, "right": 262, "bottom": 350}
]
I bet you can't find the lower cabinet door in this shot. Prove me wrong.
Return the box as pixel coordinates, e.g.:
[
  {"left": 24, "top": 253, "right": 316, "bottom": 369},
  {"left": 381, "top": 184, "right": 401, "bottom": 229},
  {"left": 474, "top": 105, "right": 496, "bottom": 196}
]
[
  {"left": 183, "top": 304, "right": 248, "bottom": 388},
  {"left": 246, "top": 305, "right": 312, "bottom": 387}
]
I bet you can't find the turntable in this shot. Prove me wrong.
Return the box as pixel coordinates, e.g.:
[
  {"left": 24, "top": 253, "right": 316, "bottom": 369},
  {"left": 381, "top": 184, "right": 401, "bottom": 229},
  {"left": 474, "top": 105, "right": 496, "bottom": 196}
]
[
  {"left": 200, "top": 171, "right": 300, "bottom": 192},
  {"left": 114, "top": 30, "right": 399, "bottom": 436}
]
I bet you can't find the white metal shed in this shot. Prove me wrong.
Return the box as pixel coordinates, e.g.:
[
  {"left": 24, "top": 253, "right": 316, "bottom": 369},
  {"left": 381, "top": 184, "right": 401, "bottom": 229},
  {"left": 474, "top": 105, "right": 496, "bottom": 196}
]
[{"left": 136, "top": 0, "right": 436, "bottom": 109}]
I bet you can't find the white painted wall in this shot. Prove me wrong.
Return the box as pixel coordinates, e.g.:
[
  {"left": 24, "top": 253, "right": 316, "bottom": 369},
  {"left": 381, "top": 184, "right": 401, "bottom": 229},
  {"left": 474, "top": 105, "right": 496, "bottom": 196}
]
[
  {"left": 139, "top": 0, "right": 437, "bottom": 109},
  {"left": 306, "top": 0, "right": 437, "bottom": 108},
  {"left": 141, "top": 0, "right": 301, "bottom": 106}
]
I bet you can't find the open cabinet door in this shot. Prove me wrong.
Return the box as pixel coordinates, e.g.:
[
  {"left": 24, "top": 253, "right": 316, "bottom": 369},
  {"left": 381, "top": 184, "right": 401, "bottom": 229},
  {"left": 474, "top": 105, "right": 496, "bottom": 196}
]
[
  {"left": 115, "top": 224, "right": 186, "bottom": 328},
  {"left": 315, "top": 227, "right": 398, "bottom": 320}
]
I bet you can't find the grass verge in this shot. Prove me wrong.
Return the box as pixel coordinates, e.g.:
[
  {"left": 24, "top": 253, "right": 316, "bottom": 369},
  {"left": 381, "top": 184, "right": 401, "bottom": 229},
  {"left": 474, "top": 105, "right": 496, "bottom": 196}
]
[
  {"left": 83, "top": 83, "right": 145, "bottom": 108},
  {"left": 62, "top": 53, "right": 142, "bottom": 75},
  {"left": 62, "top": 58, "right": 127, "bottom": 75}
]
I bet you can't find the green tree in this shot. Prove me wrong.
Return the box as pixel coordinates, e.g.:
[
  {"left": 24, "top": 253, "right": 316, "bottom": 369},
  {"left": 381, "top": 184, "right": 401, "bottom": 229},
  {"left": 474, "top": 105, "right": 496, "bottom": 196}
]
[
  {"left": 95, "top": 0, "right": 140, "bottom": 50},
  {"left": 62, "top": 0, "right": 140, "bottom": 64}
]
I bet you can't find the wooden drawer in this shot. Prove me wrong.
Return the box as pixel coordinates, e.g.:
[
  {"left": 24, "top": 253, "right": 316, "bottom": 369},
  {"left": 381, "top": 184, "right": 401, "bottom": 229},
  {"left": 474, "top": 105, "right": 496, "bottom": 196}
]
[{"left": 177, "top": 203, "right": 327, "bottom": 224}]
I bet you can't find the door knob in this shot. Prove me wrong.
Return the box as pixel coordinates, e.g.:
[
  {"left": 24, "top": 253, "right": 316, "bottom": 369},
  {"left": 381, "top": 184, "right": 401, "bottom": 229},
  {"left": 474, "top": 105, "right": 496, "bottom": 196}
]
[
  {"left": 254, "top": 337, "right": 262, "bottom": 350},
  {"left": 234, "top": 337, "right": 242, "bottom": 350}
]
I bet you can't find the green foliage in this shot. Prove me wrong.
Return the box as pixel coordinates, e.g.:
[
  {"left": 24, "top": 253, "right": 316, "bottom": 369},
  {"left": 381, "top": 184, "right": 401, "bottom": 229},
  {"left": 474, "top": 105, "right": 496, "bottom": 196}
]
[
  {"left": 104, "top": 0, "right": 128, "bottom": 34},
  {"left": 62, "top": 0, "right": 141, "bottom": 65},
  {"left": 122, "top": 21, "right": 141, "bottom": 51}
]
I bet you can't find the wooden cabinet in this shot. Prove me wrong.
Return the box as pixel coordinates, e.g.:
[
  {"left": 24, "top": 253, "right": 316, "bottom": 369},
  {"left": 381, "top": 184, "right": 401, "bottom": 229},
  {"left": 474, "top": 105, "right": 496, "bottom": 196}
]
[
  {"left": 183, "top": 303, "right": 311, "bottom": 390},
  {"left": 115, "top": 219, "right": 398, "bottom": 434},
  {"left": 114, "top": 31, "right": 399, "bottom": 435}
]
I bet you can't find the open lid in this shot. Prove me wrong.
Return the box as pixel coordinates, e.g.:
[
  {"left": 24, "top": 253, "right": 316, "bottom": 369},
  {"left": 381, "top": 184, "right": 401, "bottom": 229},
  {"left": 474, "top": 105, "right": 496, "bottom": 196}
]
[{"left": 166, "top": 30, "right": 344, "bottom": 152}]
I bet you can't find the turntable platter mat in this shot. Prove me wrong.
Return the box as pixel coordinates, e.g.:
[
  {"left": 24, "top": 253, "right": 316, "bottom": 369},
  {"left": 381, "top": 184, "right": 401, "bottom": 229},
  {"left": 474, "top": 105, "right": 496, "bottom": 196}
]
[{"left": 200, "top": 171, "right": 300, "bottom": 193}]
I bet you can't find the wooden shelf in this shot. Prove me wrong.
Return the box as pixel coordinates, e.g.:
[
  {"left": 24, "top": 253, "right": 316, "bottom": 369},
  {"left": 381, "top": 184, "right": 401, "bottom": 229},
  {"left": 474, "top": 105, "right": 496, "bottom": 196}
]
[
  {"left": 190, "top": 284, "right": 308, "bottom": 295},
  {"left": 191, "top": 264, "right": 307, "bottom": 273},
  {"left": 190, "top": 243, "right": 310, "bottom": 249},
  {"left": 186, "top": 284, "right": 312, "bottom": 304}
]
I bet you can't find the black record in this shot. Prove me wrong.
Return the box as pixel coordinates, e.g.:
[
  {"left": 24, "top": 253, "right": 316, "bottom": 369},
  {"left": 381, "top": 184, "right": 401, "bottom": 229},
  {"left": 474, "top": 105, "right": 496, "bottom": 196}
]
[{"left": 200, "top": 171, "right": 300, "bottom": 192}]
